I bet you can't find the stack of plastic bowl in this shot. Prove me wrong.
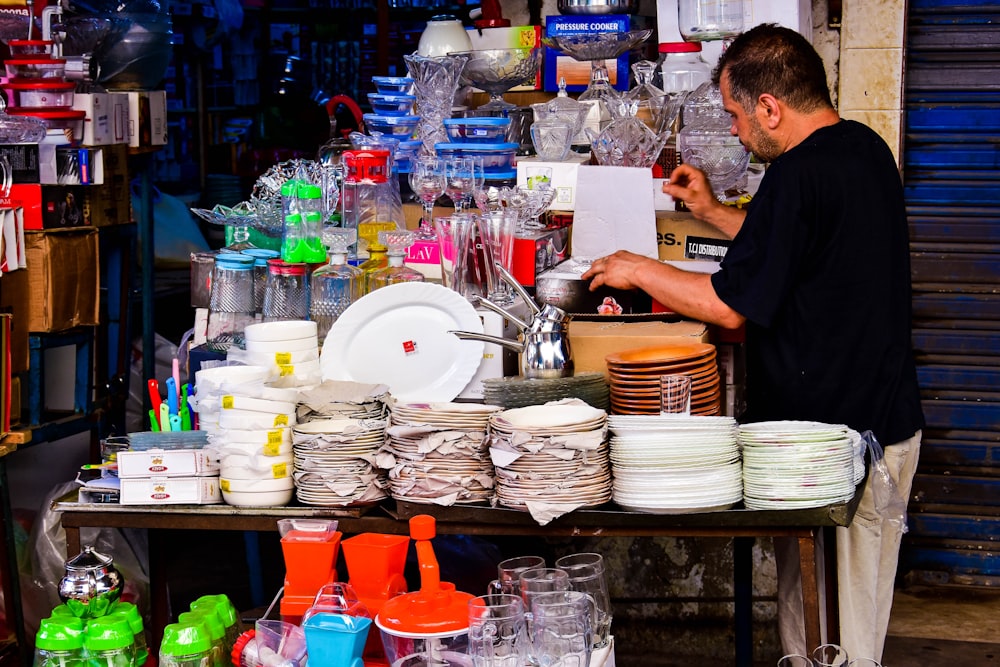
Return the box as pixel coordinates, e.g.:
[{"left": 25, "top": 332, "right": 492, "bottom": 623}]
[
  {"left": 193, "top": 363, "right": 298, "bottom": 507},
  {"left": 3, "top": 40, "right": 86, "bottom": 142},
  {"left": 241, "top": 320, "right": 323, "bottom": 387},
  {"left": 436, "top": 116, "right": 517, "bottom": 182},
  {"left": 364, "top": 76, "right": 419, "bottom": 142}
]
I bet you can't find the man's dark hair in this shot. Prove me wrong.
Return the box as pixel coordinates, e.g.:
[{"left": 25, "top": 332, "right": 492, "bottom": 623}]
[{"left": 713, "top": 23, "right": 834, "bottom": 114}]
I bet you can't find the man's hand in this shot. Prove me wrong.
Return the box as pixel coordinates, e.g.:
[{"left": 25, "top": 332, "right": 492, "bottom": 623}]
[
  {"left": 581, "top": 251, "right": 655, "bottom": 291},
  {"left": 663, "top": 164, "right": 747, "bottom": 239}
]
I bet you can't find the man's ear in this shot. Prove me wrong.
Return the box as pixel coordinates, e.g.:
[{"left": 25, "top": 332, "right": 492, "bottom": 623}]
[{"left": 757, "top": 94, "right": 781, "bottom": 129}]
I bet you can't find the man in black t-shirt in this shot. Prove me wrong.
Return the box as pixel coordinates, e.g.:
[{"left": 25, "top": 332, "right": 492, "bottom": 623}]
[{"left": 583, "top": 24, "right": 923, "bottom": 662}]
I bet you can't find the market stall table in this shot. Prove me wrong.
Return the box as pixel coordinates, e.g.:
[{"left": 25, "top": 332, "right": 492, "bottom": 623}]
[{"left": 54, "top": 494, "right": 860, "bottom": 666}]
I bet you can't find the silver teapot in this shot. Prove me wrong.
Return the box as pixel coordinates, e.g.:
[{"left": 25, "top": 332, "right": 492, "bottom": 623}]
[
  {"left": 59, "top": 546, "right": 124, "bottom": 618},
  {"left": 450, "top": 264, "right": 574, "bottom": 379}
]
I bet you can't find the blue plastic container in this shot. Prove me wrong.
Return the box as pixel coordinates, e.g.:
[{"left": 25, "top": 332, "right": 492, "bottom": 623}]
[
  {"left": 371, "top": 76, "right": 414, "bottom": 95},
  {"left": 302, "top": 613, "right": 371, "bottom": 667},
  {"left": 435, "top": 142, "right": 518, "bottom": 175},
  {"left": 443, "top": 117, "right": 511, "bottom": 144},
  {"left": 367, "top": 93, "right": 416, "bottom": 116},
  {"left": 363, "top": 113, "right": 419, "bottom": 137}
]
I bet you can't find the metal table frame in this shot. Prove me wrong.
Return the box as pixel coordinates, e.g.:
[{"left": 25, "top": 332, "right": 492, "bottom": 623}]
[{"left": 55, "top": 497, "right": 858, "bottom": 666}]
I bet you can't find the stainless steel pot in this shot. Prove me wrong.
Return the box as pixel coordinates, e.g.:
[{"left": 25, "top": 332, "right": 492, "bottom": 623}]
[
  {"left": 450, "top": 264, "right": 574, "bottom": 379},
  {"left": 557, "top": 0, "right": 639, "bottom": 15},
  {"left": 59, "top": 545, "right": 124, "bottom": 617}
]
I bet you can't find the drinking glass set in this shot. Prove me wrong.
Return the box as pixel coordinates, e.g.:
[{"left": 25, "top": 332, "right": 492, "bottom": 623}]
[
  {"left": 778, "top": 644, "right": 882, "bottom": 667},
  {"left": 469, "top": 553, "right": 612, "bottom": 667}
]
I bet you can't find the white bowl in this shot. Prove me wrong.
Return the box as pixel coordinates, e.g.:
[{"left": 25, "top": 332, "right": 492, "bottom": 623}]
[
  {"left": 215, "top": 439, "right": 294, "bottom": 458},
  {"left": 242, "top": 348, "right": 320, "bottom": 367},
  {"left": 222, "top": 488, "right": 294, "bottom": 507},
  {"left": 220, "top": 395, "right": 297, "bottom": 415},
  {"left": 221, "top": 453, "right": 294, "bottom": 479},
  {"left": 196, "top": 365, "right": 273, "bottom": 391},
  {"left": 244, "top": 320, "right": 318, "bottom": 343},
  {"left": 245, "top": 337, "right": 319, "bottom": 354},
  {"left": 277, "top": 359, "right": 321, "bottom": 377},
  {"left": 218, "top": 408, "right": 297, "bottom": 430},
  {"left": 220, "top": 476, "right": 295, "bottom": 492},
  {"left": 214, "top": 427, "right": 292, "bottom": 446}
]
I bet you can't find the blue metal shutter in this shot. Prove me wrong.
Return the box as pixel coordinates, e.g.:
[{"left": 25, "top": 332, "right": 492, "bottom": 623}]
[{"left": 901, "top": 0, "right": 1000, "bottom": 585}]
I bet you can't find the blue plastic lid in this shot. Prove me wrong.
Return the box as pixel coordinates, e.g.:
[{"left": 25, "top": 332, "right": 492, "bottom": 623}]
[
  {"left": 241, "top": 248, "right": 279, "bottom": 267},
  {"left": 364, "top": 113, "right": 419, "bottom": 126},
  {"left": 370, "top": 93, "right": 416, "bottom": 103},
  {"left": 372, "top": 76, "right": 413, "bottom": 85},
  {"left": 443, "top": 117, "right": 510, "bottom": 127},
  {"left": 398, "top": 139, "right": 423, "bottom": 150},
  {"left": 435, "top": 142, "right": 518, "bottom": 152},
  {"left": 214, "top": 254, "right": 254, "bottom": 270},
  {"left": 484, "top": 169, "right": 517, "bottom": 180}
]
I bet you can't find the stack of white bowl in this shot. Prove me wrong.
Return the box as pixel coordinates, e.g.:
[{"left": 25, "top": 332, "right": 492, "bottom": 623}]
[
  {"left": 194, "top": 364, "right": 300, "bottom": 507},
  {"left": 241, "top": 321, "right": 322, "bottom": 387}
]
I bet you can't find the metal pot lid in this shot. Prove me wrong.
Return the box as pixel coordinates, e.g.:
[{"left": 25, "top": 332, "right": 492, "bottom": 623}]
[{"left": 65, "top": 546, "right": 114, "bottom": 571}]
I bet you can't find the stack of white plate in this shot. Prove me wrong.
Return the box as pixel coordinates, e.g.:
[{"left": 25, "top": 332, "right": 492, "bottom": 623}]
[
  {"left": 292, "top": 418, "right": 389, "bottom": 506},
  {"left": 196, "top": 364, "right": 299, "bottom": 507},
  {"left": 488, "top": 400, "right": 612, "bottom": 516},
  {"left": 739, "top": 421, "right": 857, "bottom": 510},
  {"left": 242, "top": 320, "right": 322, "bottom": 387},
  {"left": 380, "top": 402, "right": 501, "bottom": 506},
  {"left": 607, "top": 415, "right": 742, "bottom": 513}
]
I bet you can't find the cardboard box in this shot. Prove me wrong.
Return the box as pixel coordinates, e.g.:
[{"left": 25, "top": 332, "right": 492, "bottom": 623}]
[
  {"left": 516, "top": 156, "right": 588, "bottom": 211},
  {"left": 87, "top": 144, "right": 132, "bottom": 227},
  {"left": 118, "top": 448, "right": 220, "bottom": 478},
  {"left": 25, "top": 228, "right": 100, "bottom": 332},
  {"left": 0, "top": 144, "right": 41, "bottom": 184},
  {"left": 656, "top": 211, "right": 731, "bottom": 264},
  {"left": 119, "top": 476, "right": 223, "bottom": 505},
  {"left": 544, "top": 15, "right": 631, "bottom": 93},
  {"left": 568, "top": 317, "right": 709, "bottom": 377},
  {"left": 511, "top": 225, "right": 571, "bottom": 288},
  {"left": 0, "top": 268, "right": 29, "bottom": 373},
  {"left": 14, "top": 184, "right": 90, "bottom": 230},
  {"left": 73, "top": 93, "right": 115, "bottom": 146},
  {"left": 466, "top": 25, "right": 543, "bottom": 91},
  {"left": 127, "top": 91, "right": 168, "bottom": 148}
]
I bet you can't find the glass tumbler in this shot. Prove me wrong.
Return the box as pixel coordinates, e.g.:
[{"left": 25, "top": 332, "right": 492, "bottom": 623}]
[
  {"left": 206, "top": 253, "right": 255, "bottom": 352},
  {"left": 660, "top": 374, "right": 692, "bottom": 415},
  {"left": 813, "top": 644, "right": 850, "bottom": 667},
  {"left": 468, "top": 594, "right": 528, "bottom": 667}
]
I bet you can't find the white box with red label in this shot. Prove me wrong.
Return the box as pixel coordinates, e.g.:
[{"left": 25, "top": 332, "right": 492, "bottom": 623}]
[
  {"left": 119, "top": 476, "right": 223, "bottom": 505},
  {"left": 117, "top": 448, "right": 220, "bottom": 478}
]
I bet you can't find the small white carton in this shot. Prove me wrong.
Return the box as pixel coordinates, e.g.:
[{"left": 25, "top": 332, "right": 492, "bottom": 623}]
[
  {"left": 117, "top": 448, "right": 220, "bottom": 478},
  {"left": 119, "top": 476, "right": 223, "bottom": 505}
]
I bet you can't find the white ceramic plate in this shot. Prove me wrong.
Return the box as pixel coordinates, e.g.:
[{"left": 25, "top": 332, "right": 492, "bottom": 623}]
[{"left": 320, "top": 282, "right": 484, "bottom": 403}]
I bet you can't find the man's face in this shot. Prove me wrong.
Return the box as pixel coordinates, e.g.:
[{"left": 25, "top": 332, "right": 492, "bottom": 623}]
[{"left": 719, "top": 70, "right": 782, "bottom": 163}]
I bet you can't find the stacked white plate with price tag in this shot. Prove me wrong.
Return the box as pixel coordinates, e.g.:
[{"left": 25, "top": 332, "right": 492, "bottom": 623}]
[{"left": 292, "top": 418, "right": 389, "bottom": 507}]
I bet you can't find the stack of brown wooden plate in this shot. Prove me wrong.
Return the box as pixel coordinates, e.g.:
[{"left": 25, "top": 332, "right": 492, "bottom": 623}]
[{"left": 605, "top": 343, "right": 722, "bottom": 416}]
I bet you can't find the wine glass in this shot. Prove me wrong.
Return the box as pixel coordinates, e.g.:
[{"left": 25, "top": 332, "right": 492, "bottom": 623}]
[
  {"left": 444, "top": 157, "right": 475, "bottom": 213},
  {"left": 408, "top": 157, "right": 445, "bottom": 240}
]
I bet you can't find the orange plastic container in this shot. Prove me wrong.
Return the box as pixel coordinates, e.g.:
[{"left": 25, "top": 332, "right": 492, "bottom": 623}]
[
  {"left": 341, "top": 533, "right": 409, "bottom": 600},
  {"left": 281, "top": 529, "right": 342, "bottom": 597}
]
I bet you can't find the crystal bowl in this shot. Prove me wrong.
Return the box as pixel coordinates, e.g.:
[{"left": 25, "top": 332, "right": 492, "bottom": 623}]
[
  {"left": 541, "top": 29, "right": 652, "bottom": 62},
  {"left": 450, "top": 48, "right": 541, "bottom": 96}
]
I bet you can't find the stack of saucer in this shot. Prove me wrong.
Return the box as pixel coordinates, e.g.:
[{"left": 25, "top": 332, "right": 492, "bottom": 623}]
[
  {"left": 488, "top": 400, "right": 611, "bottom": 523},
  {"left": 296, "top": 380, "right": 390, "bottom": 424},
  {"left": 379, "top": 402, "right": 501, "bottom": 506},
  {"left": 292, "top": 418, "right": 389, "bottom": 506},
  {"left": 481, "top": 372, "right": 610, "bottom": 411},
  {"left": 241, "top": 321, "right": 322, "bottom": 387}
]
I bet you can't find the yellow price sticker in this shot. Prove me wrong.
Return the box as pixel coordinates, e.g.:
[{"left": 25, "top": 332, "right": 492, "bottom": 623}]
[
  {"left": 278, "top": 364, "right": 295, "bottom": 376},
  {"left": 275, "top": 352, "right": 292, "bottom": 365},
  {"left": 272, "top": 462, "right": 288, "bottom": 478},
  {"left": 274, "top": 414, "right": 289, "bottom": 427},
  {"left": 518, "top": 29, "right": 536, "bottom": 48},
  {"left": 221, "top": 395, "right": 234, "bottom": 409},
  {"left": 220, "top": 479, "right": 230, "bottom": 492},
  {"left": 267, "top": 430, "right": 283, "bottom": 445},
  {"left": 264, "top": 442, "right": 280, "bottom": 456}
]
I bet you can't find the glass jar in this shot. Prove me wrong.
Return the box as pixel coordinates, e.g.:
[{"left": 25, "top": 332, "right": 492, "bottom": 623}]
[
  {"left": 656, "top": 41, "right": 712, "bottom": 94},
  {"left": 262, "top": 259, "right": 310, "bottom": 322},
  {"left": 178, "top": 610, "right": 227, "bottom": 667},
  {"left": 82, "top": 616, "right": 136, "bottom": 667},
  {"left": 191, "top": 595, "right": 243, "bottom": 655},
  {"left": 241, "top": 248, "right": 280, "bottom": 315},
  {"left": 159, "top": 622, "right": 212, "bottom": 667},
  {"left": 109, "top": 602, "right": 149, "bottom": 666},
  {"left": 34, "top": 618, "right": 85, "bottom": 667},
  {"left": 311, "top": 229, "right": 362, "bottom": 342},
  {"left": 677, "top": 82, "right": 751, "bottom": 198},
  {"left": 678, "top": 0, "right": 744, "bottom": 42},
  {"left": 206, "top": 254, "right": 256, "bottom": 353}
]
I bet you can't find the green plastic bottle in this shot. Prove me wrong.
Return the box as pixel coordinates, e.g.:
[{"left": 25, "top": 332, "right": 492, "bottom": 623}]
[
  {"left": 34, "top": 617, "right": 85, "bottom": 667},
  {"left": 158, "top": 622, "right": 212, "bottom": 667},
  {"left": 179, "top": 609, "right": 226, "bottom": 667}
]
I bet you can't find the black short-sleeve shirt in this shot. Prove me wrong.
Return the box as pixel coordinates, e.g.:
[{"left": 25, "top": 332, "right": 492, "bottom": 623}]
[{"left": 711, "top": 120, "right": 924, "bottom": 445}]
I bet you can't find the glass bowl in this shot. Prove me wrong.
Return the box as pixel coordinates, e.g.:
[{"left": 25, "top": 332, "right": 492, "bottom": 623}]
[
  {"left": 367, "top": 93, "right": 416, "bottom": 116},
  {"left": 443, "top": 117, "right": 511, "bottom": 144},
  {"left": 372, "top": 76, "right": 414, "bottom": 95},
  {"left": 363, "top": 113, "right": 419, "bottom": 137}
]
